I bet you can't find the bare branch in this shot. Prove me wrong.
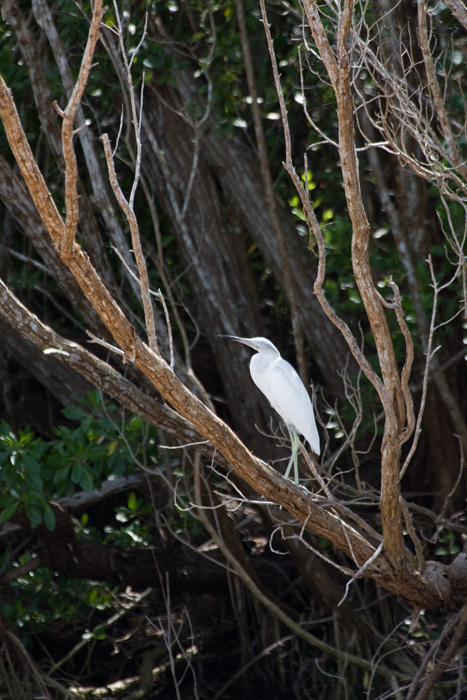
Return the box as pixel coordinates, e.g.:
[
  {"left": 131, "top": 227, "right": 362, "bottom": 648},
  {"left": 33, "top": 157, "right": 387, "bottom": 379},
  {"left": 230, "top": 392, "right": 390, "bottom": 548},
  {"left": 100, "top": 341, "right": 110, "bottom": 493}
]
[
  {"left": 385, "top": 277, "right": 415, "bottom": 446},
  {"left": 56, "top": 0, "right": 104, "bottom": 256},
  {"left": 412, "top": 602, "right": 467, "bottom": 700},
  {"left": 101, "top": 132, "right": 159, "bottom": 354},
  {"left": 417, "top": 0, "right": 467, "bottom": 181}
]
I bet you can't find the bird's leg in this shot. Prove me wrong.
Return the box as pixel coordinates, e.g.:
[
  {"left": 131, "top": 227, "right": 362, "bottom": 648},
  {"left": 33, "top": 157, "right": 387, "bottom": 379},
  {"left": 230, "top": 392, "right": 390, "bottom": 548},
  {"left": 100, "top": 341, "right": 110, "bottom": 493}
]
[
  {"left": 292, "top": 429, "right": 301, "bottom": 484},
  {"left": 284, "top": 425, "right": 301, "bottom": 484}
]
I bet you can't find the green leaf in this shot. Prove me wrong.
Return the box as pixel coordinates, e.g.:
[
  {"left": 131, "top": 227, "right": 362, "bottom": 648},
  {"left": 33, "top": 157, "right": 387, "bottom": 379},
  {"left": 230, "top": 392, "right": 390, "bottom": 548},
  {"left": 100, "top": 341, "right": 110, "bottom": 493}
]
[
  {"left": 78, "top": 465, "right": 94, "bottom": 492},
  {"left": 0, "top": 492, "right": 15, "bottom": 507},
  {"left": 22, "top": 454, "right": 41, "bottom": 472},
  {"left": 43, "top": 504, "right": 56, "bottom": 531},
  {"left": 0, "top": 499, "right": 19, "bottom": 523},
  {"left": 25, "top": 490, "right": 46, "bottom": 506},
  {"left": 62, "top": 406, "right": 87, "bottom": 421},
  {"left": 127, "top": 491, "right": 138, "bottom": 511},
  {"left": 53, "top": 463, "right": 71, "bottom": 485},
  {"left": 24, "top": 470, "right": 43, "bottom": 491},
  {"left": 47, "top": 453, "right": 66, "bottom": 469},
  {"left": 71, "top": 462, "right": 84, "bottom": 484},
  {"left": 92, "top": 623, "right": 107, "bottom": 640},
  {"left": 24, "top": 501, "right": 43, "bottom": 528}
]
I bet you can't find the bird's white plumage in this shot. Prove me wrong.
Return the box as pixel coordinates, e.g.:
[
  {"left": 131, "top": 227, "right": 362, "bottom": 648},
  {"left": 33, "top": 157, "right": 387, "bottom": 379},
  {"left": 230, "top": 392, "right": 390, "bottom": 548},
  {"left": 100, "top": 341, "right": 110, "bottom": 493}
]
[{"left": 223, "top": 336, "right": 320, "bottom": 455}]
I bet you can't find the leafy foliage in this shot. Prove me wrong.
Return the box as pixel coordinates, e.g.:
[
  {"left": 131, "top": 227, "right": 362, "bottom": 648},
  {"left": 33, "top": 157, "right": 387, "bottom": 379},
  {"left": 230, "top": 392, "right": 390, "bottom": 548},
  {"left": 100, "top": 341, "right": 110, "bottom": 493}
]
[{"left": 0, "top": 391, "right": 159, "bottom": 530}]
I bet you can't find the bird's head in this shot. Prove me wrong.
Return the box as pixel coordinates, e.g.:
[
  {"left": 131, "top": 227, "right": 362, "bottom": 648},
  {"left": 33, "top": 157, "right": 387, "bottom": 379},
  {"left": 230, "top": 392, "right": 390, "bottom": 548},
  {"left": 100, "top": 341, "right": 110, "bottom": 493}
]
[{"left": 220, "top": 335, "right": 280, "bottom": 357}]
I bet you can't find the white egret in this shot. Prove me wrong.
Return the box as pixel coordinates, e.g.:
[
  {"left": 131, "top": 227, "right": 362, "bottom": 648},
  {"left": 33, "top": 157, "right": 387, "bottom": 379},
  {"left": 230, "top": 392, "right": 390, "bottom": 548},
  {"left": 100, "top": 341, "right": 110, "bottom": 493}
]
[{"left": 221, "top": 336, "right": 320, "bottom": 483}]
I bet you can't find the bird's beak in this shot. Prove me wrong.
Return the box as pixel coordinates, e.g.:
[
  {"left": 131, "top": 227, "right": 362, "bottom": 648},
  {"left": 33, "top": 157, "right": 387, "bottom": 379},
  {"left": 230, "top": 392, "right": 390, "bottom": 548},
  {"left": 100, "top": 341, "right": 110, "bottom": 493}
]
[{"left": 219, "top": 335, "right": 255, "bottom": 349}]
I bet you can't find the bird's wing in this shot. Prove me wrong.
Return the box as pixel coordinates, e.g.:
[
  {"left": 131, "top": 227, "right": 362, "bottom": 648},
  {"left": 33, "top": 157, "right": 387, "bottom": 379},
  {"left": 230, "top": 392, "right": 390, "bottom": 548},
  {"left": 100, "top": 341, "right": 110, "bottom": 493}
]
[{"left": 269, "top": 359, "right": 320, "bottom": 454}]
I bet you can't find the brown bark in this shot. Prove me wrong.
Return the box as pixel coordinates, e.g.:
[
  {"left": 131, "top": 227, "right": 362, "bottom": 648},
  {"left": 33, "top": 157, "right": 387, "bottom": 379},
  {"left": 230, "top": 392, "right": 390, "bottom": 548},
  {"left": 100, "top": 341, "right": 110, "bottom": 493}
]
[
  {"left": 299, "top": 0, "right": 408, "bottom": 565},
  {"left": 336, "top": 13, "right": 406, "bottom": 566}
]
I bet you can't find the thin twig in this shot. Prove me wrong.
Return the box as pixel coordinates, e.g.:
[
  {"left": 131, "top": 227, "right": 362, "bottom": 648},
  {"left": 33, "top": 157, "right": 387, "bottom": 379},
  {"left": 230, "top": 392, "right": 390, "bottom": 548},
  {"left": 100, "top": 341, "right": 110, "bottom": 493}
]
[
  {"left": 338, "top": 540, "right": 384, "bottom": 607},
  {"left": 100, "top": 7, "right": 158, "bottom": 354},
  {"left": 101, "top": 132, "right": 158, "bottom": 354},
  {"left": 412, "top": 602, "right": 467, "bottom": 700},
  {"left": 155, "top": 289, "right": 174, "bottom": 370},
  {"left": 85, "top": 330, "right": 125, "bottom": 356},
  {"left": 385, "top": 277, "right": 415, "bottom": 446},
  {"left": 399, "top": 497, "right": 425, "bottom": 572},
  {"left": 57, "top": 0, "right": 104, "bottom": 256}
]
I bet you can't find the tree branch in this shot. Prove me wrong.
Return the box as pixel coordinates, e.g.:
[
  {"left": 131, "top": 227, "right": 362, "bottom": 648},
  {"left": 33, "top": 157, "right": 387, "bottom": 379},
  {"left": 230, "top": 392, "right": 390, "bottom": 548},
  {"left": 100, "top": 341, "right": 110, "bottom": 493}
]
[{"left": 56, "top": 0, "right": 104, "bottom": 256}]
